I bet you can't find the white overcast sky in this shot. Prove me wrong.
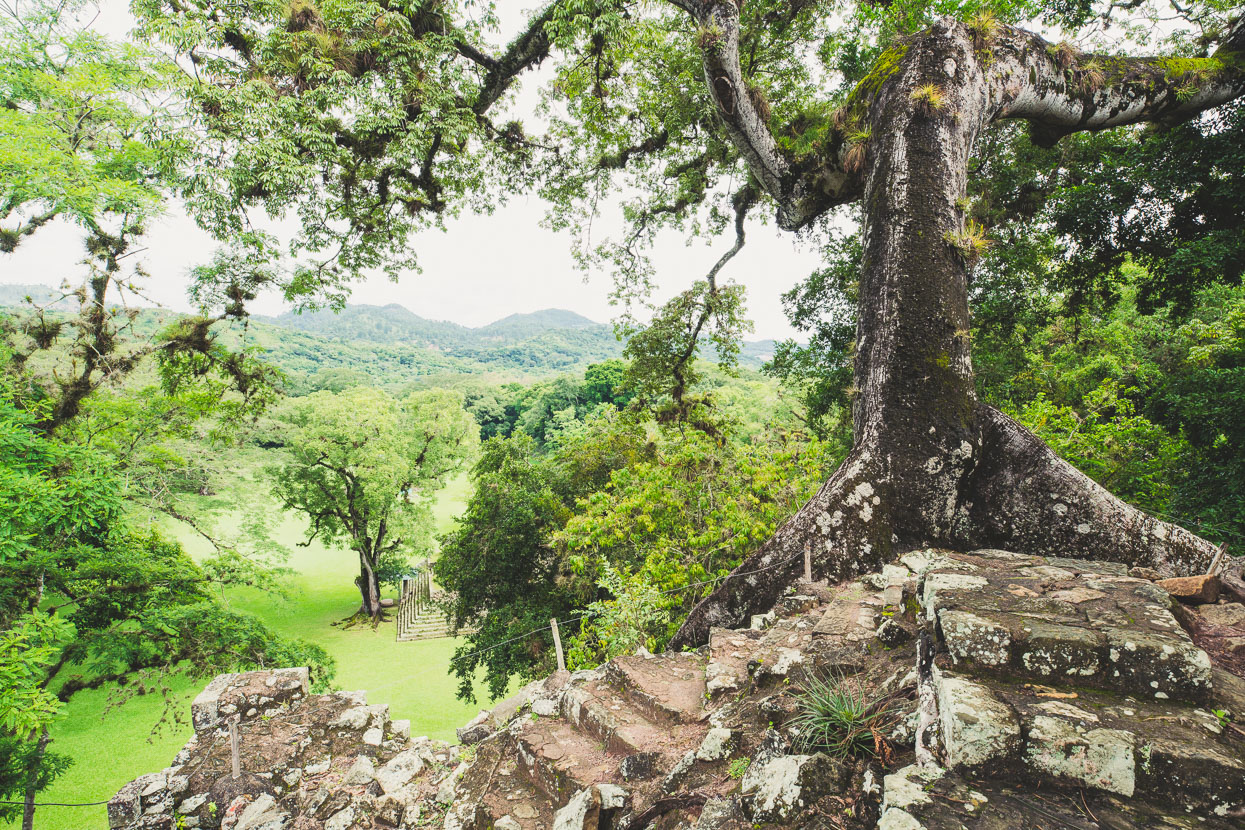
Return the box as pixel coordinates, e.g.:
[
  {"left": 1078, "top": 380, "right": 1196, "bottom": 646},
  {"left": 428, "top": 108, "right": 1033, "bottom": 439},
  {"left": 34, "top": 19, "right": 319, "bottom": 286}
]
[{"left": 0, "top": 1, "right": 836, "bottom": 339}]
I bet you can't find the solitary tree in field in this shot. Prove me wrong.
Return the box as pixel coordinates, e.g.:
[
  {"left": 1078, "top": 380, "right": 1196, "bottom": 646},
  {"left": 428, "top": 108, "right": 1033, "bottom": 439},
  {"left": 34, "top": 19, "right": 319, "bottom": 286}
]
[
  {"left": 139, "top": 0, "right": 1245, "bottom": 642},
  {"left": 269, "top": 388, "right": 477, "bottom": 622}
]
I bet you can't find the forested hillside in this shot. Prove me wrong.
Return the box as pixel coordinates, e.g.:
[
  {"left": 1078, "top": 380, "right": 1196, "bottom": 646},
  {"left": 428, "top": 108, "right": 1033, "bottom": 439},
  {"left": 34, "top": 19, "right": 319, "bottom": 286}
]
[
  {"left": 0, "top": 288, "right": 777, "bottom": 391},
  {"left": 265, "top": 304, "right": 625, "bottom": 373}
]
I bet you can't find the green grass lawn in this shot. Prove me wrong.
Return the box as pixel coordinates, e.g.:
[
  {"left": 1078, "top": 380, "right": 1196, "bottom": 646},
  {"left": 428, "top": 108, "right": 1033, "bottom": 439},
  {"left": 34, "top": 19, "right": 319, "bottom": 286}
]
[{"left": 8, "top": 470, "right": 487, "bottom": 830}]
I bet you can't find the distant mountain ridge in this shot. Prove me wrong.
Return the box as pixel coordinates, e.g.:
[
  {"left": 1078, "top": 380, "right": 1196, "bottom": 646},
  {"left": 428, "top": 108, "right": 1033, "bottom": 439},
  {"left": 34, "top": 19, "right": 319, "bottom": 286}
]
[
  {"left": 264, "top": 305, "right": 605, "bottom": 347},
  {"left": 262, "top": 304, "right": 624, "bottom": 372},
  {"left": 1, "top": 288, "right": 779, "bottom": 383},
  {"left": 268, "top": 303, "right": 778, "bottom": 368}
]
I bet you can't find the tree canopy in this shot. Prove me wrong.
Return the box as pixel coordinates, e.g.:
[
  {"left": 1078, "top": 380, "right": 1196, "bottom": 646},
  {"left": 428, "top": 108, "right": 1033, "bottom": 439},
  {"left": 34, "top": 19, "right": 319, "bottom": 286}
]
[{"left": 268, "top": 386, "right": 478, "bottom": 620}]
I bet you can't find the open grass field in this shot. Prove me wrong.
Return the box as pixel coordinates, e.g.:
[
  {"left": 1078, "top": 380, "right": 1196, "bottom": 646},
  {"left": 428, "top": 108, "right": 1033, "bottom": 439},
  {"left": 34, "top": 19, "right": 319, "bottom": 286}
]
[{"left": 6, "top": 469, "right": 485, "bottom": 830}]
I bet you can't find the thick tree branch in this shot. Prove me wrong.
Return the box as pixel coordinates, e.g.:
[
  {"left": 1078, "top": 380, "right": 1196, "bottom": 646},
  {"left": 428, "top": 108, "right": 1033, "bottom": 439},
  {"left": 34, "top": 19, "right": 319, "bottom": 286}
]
[
  {"left": 470, "top": 3, "right": 561, "bottom": 115},
  {"left": 678, "top": 4, "right": 1245, "bottom": 232},
  {"left": 992, "top": 18, "right": 1245, "bottom": 145},
  {"left": 689, "top": 0, "right": 859, "bottom": 229}
]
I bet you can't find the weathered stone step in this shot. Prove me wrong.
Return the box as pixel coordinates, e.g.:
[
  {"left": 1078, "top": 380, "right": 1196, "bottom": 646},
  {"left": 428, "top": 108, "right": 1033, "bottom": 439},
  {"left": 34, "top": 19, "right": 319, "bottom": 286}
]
[
  {"left": 514, "top": 715, "right": 624, "bottom": 808},
  {"left": 705, "top": 627, "right": 762, "bottom": 697},
  {"left": 705, "top": 611, "right": 828, "bottom": 699},
  {"left": 458, "top": 735, "right": 556, "bottom": 830},
  {"left": 920, "top": 550, "right": 1214, "bottom": 703},
  {"left": 561, "top": 686, "right": 651, "bottom": 757},
  {"left": 396, "top": 632, "right": 454, "bottom": 642},
  {"left": 600, "top": 653, "right": 707, "bottom": 724},
  {"left": 812, "top": 581, "right": 884, "bottom": 642},
  {"left": 932, "top": 665, "right": 1245, "bottom": 814},
  {"left": 561, "top": 679, "right": 713, "bottom": 780},
  {"left": 881, "top": 763, "right": 1241, "bottom": 830}
]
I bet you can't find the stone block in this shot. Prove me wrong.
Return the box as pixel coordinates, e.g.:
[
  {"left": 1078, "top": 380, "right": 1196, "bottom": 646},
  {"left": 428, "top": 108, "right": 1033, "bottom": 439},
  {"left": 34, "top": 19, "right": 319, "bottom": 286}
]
[
  {"left": 1158, "top": 574, "right": 1221, "bottom": 604},
  {"left": 190, "top": 668, "right": 309, "bottom": 732},
  {"left": 740, "top": 753, "right": 847, "bottom": 822},
  {"left": 1024, "top": 715, "right": 1135, "bottom": 796},
  {"left": 937, "top": 609, "right": 1009, "bottom": 666},
  {"left": 375, "top": 750, "right": 423, "bottom": 794},
  {"left": 1200, "top": 602, "right": 1245, "bottom": 628},
  {"left": 934, "top": 667, "right": 1020, "bottom": 770}
]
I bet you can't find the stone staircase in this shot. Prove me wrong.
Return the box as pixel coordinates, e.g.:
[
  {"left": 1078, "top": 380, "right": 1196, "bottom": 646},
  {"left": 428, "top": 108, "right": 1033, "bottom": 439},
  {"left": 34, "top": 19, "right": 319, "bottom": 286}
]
[
  {"left": 448, "top": 651, "right": 716, "bottom": 830},
  {"left": 110, "top": 547, "right": 1245, "bottom": 830},
  {"left": 446, "top": 549, "right": 1245, "bottom": 830},
  {"left": 395, "top": 608, "right": 456, "bottom": 641},
  {"left": 396, "top": 591, "right": 475, "bottom": 641}
]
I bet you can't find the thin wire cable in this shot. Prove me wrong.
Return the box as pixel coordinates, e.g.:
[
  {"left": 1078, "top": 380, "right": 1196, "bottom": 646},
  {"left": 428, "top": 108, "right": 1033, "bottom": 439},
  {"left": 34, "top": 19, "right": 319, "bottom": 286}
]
[
  {"left": 451, "top": 551, "right": 804, "bottom": 664},
  {"left": 0, "top": 799, "right": 110, "bottom": 807}
]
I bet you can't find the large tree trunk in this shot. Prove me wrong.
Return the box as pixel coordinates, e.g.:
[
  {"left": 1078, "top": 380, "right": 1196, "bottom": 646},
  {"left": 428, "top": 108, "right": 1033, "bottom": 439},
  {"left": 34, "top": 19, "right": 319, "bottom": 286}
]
[
  {"left": 357, "top": 551, "right": 383, "bottom": 622},
  {"left": 668, "top": 13, "right": 1240, "bottom": 649}
]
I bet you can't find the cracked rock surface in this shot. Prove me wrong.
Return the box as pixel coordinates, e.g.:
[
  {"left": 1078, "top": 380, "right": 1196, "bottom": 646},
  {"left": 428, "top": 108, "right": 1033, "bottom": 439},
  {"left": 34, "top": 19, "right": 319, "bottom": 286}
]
[{"left": 112, "top": 550, "right": 1245, "bottom": 830}]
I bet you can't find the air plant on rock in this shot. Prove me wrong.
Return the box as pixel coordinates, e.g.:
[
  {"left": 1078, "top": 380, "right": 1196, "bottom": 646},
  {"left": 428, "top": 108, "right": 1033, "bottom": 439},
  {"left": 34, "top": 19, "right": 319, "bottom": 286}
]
[{"left": 789, "top": 674, "right": 899, "bottom": 762}]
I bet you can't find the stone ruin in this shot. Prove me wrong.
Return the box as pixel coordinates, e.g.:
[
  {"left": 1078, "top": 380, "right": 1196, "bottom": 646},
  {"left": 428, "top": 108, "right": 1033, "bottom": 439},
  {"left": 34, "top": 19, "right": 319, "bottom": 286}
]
[
  {"left": 108, "top": 666, "right": 461, "bottom": 830},
  {"left": 111, "top": 548, "right": 1245, "bottom": 830}
]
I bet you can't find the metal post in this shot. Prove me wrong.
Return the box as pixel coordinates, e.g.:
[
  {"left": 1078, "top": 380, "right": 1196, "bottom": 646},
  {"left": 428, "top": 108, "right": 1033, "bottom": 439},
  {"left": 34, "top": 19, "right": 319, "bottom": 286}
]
[
  {"left": 229, "top": 716, "right": 241, "bottom": 779},
  {"left": 550, "top": 618, "right": 566, "bottom": 673}
]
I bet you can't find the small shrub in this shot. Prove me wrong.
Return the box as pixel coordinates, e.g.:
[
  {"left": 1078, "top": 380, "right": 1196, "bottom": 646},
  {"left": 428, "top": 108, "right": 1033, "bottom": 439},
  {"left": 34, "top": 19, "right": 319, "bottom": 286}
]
[
  {"left": 910, "top": 84, "right": 946, "bottom": 116},
  {"left": 788, "top": 674, "right": 898, "bottom": 761},
  {"left": 944, "top": 219, "right": 991, "bottom": 265},
  {"left": 967, "top": 10, "right": 1000, "bottom": 49},
  {"left": 1048, "top": 40, "right": 1077, "bottom": 69},
  {"left": 728, "top": 757, "right": 751, "bottom": 779}
]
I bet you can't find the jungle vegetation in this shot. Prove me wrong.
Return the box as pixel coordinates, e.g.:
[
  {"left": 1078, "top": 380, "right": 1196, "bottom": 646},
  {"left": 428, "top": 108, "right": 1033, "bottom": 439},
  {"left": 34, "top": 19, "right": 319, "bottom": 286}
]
[{"left": 2, "top": 0, "right": 1244, "bottom": 825}]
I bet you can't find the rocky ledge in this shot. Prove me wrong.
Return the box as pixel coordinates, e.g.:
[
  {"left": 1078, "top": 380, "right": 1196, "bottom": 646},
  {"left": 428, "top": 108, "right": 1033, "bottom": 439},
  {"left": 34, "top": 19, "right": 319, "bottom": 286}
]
[{"left": 112, "top": 549, "right": 1245, "bottom": 830}]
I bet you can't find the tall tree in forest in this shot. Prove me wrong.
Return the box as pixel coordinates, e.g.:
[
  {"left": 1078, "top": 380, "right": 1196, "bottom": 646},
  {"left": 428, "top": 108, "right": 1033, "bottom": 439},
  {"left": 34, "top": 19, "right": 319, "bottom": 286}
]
[
  {"left": 269, "top": 388, "right": 477, "bottom": 622},
  {"left": 133, "top": 0, "right": 1245, "bottom": 643}
]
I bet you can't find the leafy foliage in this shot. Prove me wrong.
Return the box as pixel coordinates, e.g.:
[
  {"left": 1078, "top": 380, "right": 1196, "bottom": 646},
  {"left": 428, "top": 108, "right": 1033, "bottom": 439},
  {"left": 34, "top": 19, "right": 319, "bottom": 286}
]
[
  {"left": 438, "top": 352, "right": 832, "bottom": 699},
  {"left": 0, "top": 0, "right": 180, "bottom": 251},
  {"left": 435, "top": 431, "right": 586, "bottom": 701},
  {"left": 561, "top": 424, "right": 837, "bottom": 664},
  {"left": 0, "top": 731, "right": 70, "bottom": 823},
  {"left": 0, "top": 349, "right": 333, "bottom": 818},
  {"left": 1013, "top": 381, "right": 1186, "bottom": 515}
]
